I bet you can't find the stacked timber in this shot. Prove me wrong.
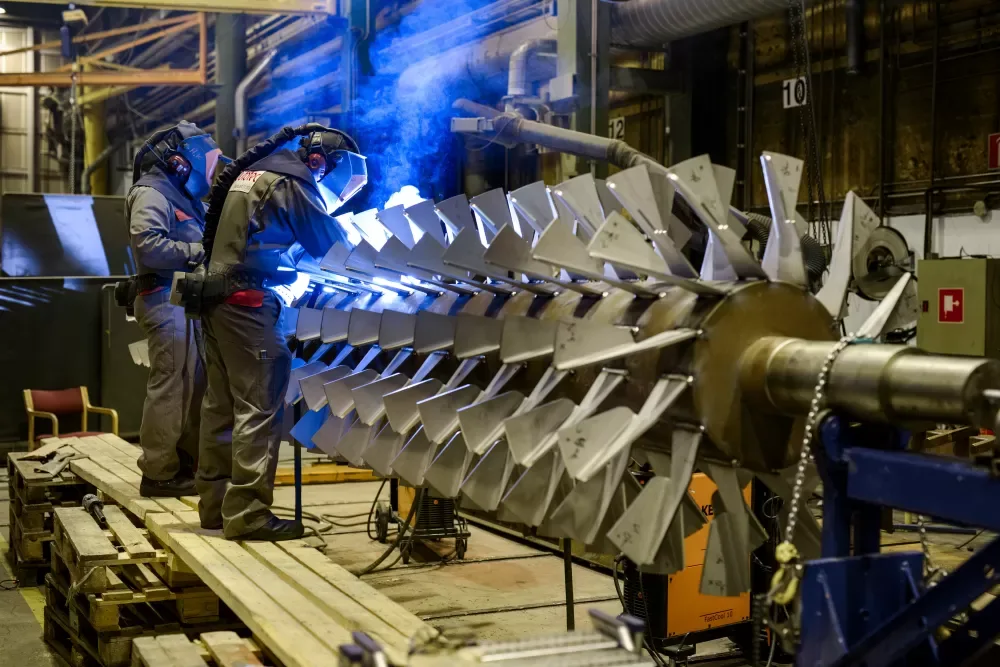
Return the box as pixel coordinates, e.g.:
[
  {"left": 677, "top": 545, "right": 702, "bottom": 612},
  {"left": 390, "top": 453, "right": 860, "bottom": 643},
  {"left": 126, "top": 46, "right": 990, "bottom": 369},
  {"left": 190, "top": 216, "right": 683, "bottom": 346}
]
[
  {"left": 131, "top": 632, "right": 272, "bottom": 667},
  {"left": 7, "top": 444, "right": 89, "bottom": 584},
  {"left": 44, "top": 506, "right": 233, "bottom": 667}
]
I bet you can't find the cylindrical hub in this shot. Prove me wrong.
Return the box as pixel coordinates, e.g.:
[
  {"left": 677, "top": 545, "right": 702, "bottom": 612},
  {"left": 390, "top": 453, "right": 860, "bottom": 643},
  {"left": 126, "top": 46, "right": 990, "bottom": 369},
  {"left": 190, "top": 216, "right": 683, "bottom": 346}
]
[{"left": 741, "top": 337, "right": 1000, "bottom": 428}]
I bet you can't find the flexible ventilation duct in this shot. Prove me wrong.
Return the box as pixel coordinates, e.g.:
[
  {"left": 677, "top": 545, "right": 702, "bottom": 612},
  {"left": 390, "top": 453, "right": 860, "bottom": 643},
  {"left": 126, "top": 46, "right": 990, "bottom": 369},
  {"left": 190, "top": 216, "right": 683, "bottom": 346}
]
[{"left": 607, "top": 0, "right": 796, "bottom": 48}]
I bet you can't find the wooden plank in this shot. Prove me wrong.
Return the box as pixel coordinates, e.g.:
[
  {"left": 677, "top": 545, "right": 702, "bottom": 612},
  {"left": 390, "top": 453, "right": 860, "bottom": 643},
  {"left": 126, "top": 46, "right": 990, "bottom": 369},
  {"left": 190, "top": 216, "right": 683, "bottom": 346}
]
[
  {"left": 98, "top": 434, "right": 142, "bottom": 461},
  {"left": 69, "top": 457, "right": 162, "bottom": 520},
  {"left": 156, "top": 634, "right": 208, "bottom": 667},
  {"left": 205, "top": 537, "right": 357, "bottom": 657},
  {"left": 133, "top": 636, "right": 176, "bottom": 667},
  {"left": 104, "top": 505, "right": 157, "bottom": 558},
  {"left": 54, "top": 507, "right": 118, "bottom": 563},
  {"left": 200, "top": 632, "right": 264, "bottom": 667},
  {"left": 244, "top": 542, "right": 410, "bottom": 662},
  {"left": 155, "top": 497, "right": 198, "bottom": 514},
  {"left": 274, "top": 463, "right": 377, "bottom": 486},
  {"left": 145, "top": 513, "right": 340, "bottom": 667},
  {"left": 280, "top": 540, "right": 432, "bottom": 640}
]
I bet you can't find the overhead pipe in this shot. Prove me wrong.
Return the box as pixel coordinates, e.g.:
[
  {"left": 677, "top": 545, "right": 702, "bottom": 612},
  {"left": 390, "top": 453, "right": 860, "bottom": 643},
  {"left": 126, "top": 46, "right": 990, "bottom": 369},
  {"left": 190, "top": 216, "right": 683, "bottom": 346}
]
[
  {"left": 506, "top": 38, "right": 556, "bottom": 101},
  {"left": 81, "top": 140, "right": 125, "bottom": 195},
  {"left": 606, "top": 0, "right": 796, "bottom": 48},
  {"left": 453, "top": 100, "right": 657, "bottom": 172},
  {"left": 235, "top": 49, "right": 277, "bottom": 155}
]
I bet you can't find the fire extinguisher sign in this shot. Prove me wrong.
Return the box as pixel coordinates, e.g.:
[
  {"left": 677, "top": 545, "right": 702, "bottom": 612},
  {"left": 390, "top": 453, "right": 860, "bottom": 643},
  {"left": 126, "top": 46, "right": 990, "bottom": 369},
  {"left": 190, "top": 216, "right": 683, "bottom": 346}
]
[{"left": 939, "top": 288, "right": 964, "bottom": 324}]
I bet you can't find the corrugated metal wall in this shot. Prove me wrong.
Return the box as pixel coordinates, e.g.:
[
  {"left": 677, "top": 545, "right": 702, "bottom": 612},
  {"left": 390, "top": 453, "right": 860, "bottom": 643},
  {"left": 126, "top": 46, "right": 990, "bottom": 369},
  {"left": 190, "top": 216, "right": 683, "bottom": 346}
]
[{"left": 0, "top": 26, "right": 68, "bottom": 195}]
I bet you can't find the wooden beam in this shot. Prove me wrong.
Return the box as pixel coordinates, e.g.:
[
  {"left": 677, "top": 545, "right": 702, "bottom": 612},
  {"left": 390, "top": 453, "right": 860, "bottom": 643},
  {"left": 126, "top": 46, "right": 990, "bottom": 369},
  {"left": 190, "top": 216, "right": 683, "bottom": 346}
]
[
  {"left": 1, "top": 0, "right": 334, "bottom": 15},
  {"left": 0, "top": 14, "right": 195, "bottom": 57},
  {"left": 0, "top": 69, "right": 205, "bottom": 86},
  {"left": 56, "top": 17, "right": 198, "bottom": 72}
]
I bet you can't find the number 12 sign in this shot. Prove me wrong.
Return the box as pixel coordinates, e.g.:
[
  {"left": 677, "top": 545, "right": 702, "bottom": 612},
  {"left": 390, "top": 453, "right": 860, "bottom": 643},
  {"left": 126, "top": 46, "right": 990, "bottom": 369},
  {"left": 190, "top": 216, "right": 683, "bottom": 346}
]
[{"left": 783, "top": 76, "right": 808, "bottom": 109}]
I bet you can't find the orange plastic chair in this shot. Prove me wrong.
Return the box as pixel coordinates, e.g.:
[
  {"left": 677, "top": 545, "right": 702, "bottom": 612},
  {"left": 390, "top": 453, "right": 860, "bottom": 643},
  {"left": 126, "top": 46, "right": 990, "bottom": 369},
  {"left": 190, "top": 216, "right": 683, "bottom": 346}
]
[{"left": 23, "top": 387, "right": 119, "bottom": 449}]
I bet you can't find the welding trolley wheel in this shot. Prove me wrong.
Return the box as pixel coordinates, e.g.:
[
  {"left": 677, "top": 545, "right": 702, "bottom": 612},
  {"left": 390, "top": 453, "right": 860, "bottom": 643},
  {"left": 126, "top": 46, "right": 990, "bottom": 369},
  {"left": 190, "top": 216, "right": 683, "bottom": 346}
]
[
  {"left": 400, "top": 542, "right": 412, "bottom": 565},
  {"left": 455, "top": 538, "right": 467, "bottom": 560},
  {"left": 374, "top": 502, "right": 391, "bottom": 544}
]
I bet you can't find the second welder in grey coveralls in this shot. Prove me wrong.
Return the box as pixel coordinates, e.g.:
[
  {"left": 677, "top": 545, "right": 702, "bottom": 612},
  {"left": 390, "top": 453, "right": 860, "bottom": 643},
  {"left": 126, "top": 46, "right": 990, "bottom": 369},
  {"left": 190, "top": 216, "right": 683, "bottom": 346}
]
[
  {"left": 128, "top": 121, "right": 222, "bottom": 498},
  {"left": 197, "top": 129, "right": 366, "bottom": 540}
]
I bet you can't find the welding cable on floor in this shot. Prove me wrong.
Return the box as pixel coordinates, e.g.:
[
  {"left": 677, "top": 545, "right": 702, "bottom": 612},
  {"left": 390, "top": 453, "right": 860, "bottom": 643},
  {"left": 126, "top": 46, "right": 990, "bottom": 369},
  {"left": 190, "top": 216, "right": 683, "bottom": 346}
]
[
  {"left": 271, "top": 506, "right": 333, "bottom": 539},
  {"left": 357, "top": 489, "right": 423, "bottom": 576}
]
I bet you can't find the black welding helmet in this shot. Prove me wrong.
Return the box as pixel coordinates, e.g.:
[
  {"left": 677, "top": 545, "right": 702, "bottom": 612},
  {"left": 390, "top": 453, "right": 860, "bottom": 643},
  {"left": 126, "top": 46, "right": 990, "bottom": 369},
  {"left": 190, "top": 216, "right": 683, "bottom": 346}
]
[
  {"left": 298, "top": 127, "right": 368, "bottom": 210},
  {"left": 133, "top": 120, "right": 222, "bottom": 200}
]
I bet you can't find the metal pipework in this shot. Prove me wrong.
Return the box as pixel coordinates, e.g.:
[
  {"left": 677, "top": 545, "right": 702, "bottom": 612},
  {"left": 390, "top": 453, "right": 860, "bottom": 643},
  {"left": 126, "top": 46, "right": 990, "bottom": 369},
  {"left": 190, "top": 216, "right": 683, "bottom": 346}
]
[
  {"left": 235, "top": 49, "right": 277, "bottom": 156},
  {"left": 452, "top": 101, "right": 659, "bottom": 172},
  {"left": 740, "top": 336, "right": 1000, "bottom": 428}
]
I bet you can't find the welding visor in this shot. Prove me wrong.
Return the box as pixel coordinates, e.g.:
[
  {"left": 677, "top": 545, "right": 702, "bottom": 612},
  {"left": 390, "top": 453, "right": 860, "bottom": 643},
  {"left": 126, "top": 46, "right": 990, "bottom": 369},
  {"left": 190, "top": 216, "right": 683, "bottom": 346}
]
[{"left": 322, "top": 150, "right": 368, "bottom": 211}]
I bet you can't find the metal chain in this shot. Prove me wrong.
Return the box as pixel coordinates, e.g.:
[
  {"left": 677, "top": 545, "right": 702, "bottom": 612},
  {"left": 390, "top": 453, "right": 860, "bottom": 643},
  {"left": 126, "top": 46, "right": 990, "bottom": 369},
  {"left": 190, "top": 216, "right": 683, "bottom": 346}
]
[
  {"left": 917, "top": 514, "right": 943, "bottom": 582},
  {"left": 69, "top": 72, "right": 78, "bottom": 194},
  {"left": 786, "top": 0, "right": 831, "bottom": 246},
  {"left": 785, "top": 333, "right": 856, "bottom": 543}
]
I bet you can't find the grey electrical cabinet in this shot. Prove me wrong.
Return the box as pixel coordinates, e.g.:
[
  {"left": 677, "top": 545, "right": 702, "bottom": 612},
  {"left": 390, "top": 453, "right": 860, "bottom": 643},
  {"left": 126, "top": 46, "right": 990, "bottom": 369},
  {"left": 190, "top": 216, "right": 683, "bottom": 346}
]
[{"left": 916, "top": 258, "right": 1000, "bottom": 358}]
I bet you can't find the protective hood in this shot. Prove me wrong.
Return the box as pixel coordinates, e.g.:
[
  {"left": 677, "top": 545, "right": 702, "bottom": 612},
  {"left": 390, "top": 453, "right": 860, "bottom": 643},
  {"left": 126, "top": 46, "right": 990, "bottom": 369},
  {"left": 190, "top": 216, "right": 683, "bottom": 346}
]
[{"left": 322, "top": 150, "right": 368, "bottom": 211}]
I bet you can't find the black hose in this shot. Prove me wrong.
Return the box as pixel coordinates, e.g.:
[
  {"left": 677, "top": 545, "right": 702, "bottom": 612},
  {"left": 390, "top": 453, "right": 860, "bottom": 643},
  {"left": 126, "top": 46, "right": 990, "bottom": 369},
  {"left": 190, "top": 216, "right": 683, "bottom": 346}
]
[{"left": 202, "top": 125, "right": 299, "bottom": 264}]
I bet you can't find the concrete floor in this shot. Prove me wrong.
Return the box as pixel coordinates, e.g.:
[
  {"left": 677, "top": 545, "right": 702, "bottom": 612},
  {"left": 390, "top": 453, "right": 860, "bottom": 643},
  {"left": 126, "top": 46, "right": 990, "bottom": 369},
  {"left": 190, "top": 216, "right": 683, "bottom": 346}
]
[{"left": 0, "top": 467, "right": 57, "bottom": 667}]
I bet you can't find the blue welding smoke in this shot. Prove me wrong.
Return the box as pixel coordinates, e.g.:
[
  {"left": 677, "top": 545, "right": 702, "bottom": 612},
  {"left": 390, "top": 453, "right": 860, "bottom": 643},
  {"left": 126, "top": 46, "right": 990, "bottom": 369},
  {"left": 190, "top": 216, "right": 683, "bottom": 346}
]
[
  {"left": 249, "top": 2, "right": 507, "bottom": 211},
  {"left": 352, "top": 0, "right": 506, "bottom": 209}
]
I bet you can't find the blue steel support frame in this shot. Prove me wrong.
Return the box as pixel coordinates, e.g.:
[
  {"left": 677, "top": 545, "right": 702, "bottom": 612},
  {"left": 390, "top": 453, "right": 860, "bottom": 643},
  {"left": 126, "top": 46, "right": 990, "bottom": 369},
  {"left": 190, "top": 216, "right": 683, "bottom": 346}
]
[{"left": 796, "top": 416, "right": 1000, "bottom": 667}]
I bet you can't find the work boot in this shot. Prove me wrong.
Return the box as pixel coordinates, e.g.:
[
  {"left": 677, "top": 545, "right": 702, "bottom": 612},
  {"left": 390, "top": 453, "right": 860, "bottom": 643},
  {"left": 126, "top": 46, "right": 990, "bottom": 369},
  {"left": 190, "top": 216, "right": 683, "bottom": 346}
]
[
  {"left": 139, "top": 474, "right": 196, "bottom": 498},
  {"left": 231, "top": 515, "right": 304, "bottom": 542}
]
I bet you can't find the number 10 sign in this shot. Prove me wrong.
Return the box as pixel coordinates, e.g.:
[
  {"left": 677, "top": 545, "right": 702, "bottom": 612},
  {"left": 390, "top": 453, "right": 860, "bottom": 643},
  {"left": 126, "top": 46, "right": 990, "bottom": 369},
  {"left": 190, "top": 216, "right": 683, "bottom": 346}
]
[{"left": 783, "top": 76, "right": 808, "bottom": 109}]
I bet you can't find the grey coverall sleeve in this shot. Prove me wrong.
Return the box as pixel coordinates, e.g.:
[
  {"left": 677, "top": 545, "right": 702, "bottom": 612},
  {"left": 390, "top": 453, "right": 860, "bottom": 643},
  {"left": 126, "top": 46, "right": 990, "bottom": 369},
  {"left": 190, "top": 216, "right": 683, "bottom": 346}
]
[
  {"left": 273, "top": 179, "right": 347, "bottom": 260},
  {"left": 128, "top": 187, "right": 205, "bottom": 269}
]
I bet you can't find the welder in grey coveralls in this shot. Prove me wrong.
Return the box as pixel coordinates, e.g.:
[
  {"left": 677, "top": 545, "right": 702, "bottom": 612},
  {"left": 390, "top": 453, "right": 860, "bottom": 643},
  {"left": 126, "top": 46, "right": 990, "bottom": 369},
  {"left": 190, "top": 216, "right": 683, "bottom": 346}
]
[
  {"left": 128, "top": 121, "right": 223, "bottom": 498},
  {"left": 197, "top": 126, "right": 366, "bottom": 540}
]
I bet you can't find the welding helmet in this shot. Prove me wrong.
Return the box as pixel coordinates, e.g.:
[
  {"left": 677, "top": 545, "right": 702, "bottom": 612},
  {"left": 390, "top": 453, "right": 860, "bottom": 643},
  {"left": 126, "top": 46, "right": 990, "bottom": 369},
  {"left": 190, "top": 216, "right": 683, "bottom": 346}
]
[
  {"left": 298, "top": 127, "right": 367, "bottom": 209},
  {"left": 134, "top": 121, "right": 223, "bottom": 200}
]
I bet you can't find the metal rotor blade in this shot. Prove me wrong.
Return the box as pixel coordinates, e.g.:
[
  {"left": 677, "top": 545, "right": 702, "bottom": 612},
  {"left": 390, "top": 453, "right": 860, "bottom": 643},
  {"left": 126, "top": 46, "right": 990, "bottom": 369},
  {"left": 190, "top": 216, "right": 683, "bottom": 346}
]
[
  {"left": 456, "top": 391, "right": 526, "bottom": 456},
  {"left": 470, "top": 188, "right": 515, "bottom": 238},
  {"left": 551, "top": 173, "right": 606, "bottom": 237},
  {"left": 508, "top": 181, "right": 556, "bottom": 235},
  {"left": 390, "top": 426, "right": 439, "bottom": 488},
  {"left": 667, "top": 155, "right": 766, "bottom": 279},
  {"left": 484, "top": 224, "right": 601, "bottom": 296},
  {"left": 376, "top": 204, "right": 417, "bottom": 248},
  {"left": 815, "top": 191, "right": 866, "bottom": 319},
  {"left": 454, "top": 312, "right": 504, "bottom": 359},
  {"left": 607, "top": 428, "right": 703, "bottom": 570},
  {"left": 286, "top": 361, "right": 326, "bottom": 405},
  {"left": 321, "top": 308, "right": 351, "bottom": 343},
  {"left": 332, "top": 416, "right": 376, "bottom": 467},
  {"left": 546, "top": 450, "right": 633, "bottom": 545},
  {"left": 364, "top": 422, "right": 406, "bottom": 478},
  {"left": 295, "top": 307, "right": 324, "bottom": 341},
  {"left": 560, "top": 376, "right": 689, "bottom": 483},
  {"left": 532, "top": 218, "right": 659, "bottom": 296},
  {"left": 417, "top": 384, "right": 481, "bottom": 444},
  {"left": 553, "top": 320, "right": 696, "bottom": 371},
  {"left": 500, "top": 316, "right": 558, "bottom": 363},
  {"left": 588, "top": 212, "right": 726, "bottom": 296},
  {"left": 352, "top": 373, "right": 409, "bottom": 425},
  {"left": 378, "top": 310, "right": 417, "bottom": 350},
  {"left": 311, "top": 413, "right": 351, "bottom": 459},
  {"left": 435, "top": 193, "right": 477, "bottom": 237},
  {"left": 299, "top": 365, "right": 352, "bottom": 411},
  {"left": 347, "top": 309, "right": 382, "bottom": 347},
  {"left": 699, "top": 463, "right": 768, "bottom": 596},
  {"left": 404, "top": 200, "right": 447, "bottom": 246},
  {"left": 324, "top": 369, "right": 381, "bottom": 419},
  {"left": 700, "top": 231, "right": 739, "bottom": 281},
  {"left": 383, "top": 379, "right": 444, "bottom": 434},
  {"left": 424, "top": 431, "right": 475, "bottom": 499},
  {"left": 760, "top": 152, "right": 808, "bottom": 287},
  {"left": 856, "top": 273, "right": 913, "bottom": 339},
  {"left": 505, "top": 398, "right": 577, "bottom": 466},
  {"left": 413, "top": 311, "right": 456, "bottom": 354}
]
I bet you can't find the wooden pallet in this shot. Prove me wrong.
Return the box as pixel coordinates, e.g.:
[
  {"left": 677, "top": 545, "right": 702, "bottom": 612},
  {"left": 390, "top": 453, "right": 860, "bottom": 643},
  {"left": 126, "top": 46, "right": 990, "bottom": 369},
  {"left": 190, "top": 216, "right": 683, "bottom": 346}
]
[
  {"left": 131, "top": 632, "right": 270, "bottom": 667},
  {"left": 7, "top": 446, "right": 89, "bottom": 585},
  {"left": 46, "top": 572, "right": 243, "bottom": 667},
  {"left": 61, "top": 432, "right": 445, "bottom": 667}
]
